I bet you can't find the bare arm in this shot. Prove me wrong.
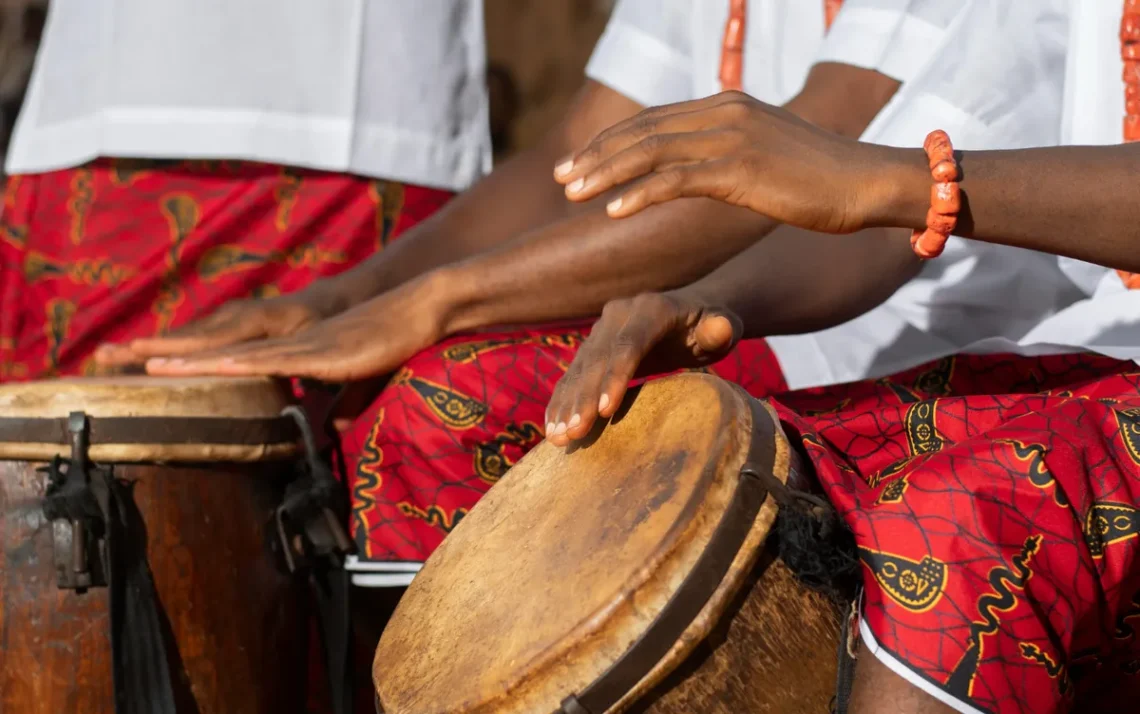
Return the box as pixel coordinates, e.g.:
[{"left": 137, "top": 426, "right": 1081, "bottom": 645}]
[
  {"left": 557, "top": 92, "right": 1140, "bottom": 273},
  {"left": 430, "top": 63, "right": 905, "bottom": 335},
  {"left": 872, "top": 144, "right": 1140, "bottom": 272},
  {"left": 682, "top": 225, "right": 919, "bottom": 340},
  {"left": 141, "top": 64, "right": 905, "bottom": 381}
]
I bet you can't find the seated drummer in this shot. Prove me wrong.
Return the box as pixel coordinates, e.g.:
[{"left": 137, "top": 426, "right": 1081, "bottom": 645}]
[
  {"left": 106, "top": 0, "right": 1081, "bottom": 588},
  {"left": 1, "top": 0, "right": 486, "bottom": 379},
  {"left": 545, "top": 3, "right": 1140, "bottom": 713}
]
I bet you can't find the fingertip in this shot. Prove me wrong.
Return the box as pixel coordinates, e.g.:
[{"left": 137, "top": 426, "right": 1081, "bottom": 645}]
[
  {"left": 598, "top": 393, "right": 610, "bottom": 413},
  {"left": 566, "top": 415, "right": 593, "bottom": 441},
  {"left": 606, "top": 197, "right": 624, "bottom": 215},
  {"left": 553, "top": 159, "right": 575, "bottom": 181}
]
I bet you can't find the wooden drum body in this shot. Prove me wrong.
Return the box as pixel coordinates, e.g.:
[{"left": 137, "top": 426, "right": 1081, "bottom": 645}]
[
  {"left": 374, "top": 373, "right": 842, "bottom": 714},
  {"left": 0, "top": 377, "right": 307, "bottom": 714}
]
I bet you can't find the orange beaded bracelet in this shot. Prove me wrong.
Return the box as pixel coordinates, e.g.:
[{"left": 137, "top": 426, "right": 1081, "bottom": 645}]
[{"left": 910, "top": 130, "right": 961, "bottom": 260}]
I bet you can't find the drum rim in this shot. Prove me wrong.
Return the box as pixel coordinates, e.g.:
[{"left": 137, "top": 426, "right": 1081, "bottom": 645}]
[{"left": 0, "top": 414, "right": 300, "bottom": 447}]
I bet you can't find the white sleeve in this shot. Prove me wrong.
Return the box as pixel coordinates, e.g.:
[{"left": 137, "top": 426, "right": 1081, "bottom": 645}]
[
  {"left": 585, "top": 0, "right": 694, "bottom": 108},
  {"left": 815, "top": 0, "right": 963, "bottom": 83},
  {"left": 852, "top": 0, "right": 1072, "bottom": 152}
]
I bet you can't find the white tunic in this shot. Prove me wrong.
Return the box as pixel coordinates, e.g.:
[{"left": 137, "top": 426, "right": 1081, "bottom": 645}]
[
  {"left": 5, "top": 0, "right": 492, "bottom": 191},
  {"left": 589, "top": 0, "right": 1082, "bottom": 390}
]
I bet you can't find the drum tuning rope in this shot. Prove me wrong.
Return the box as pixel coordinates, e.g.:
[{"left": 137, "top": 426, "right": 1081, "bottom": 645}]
[{"left": 277, "top": 404, "right": 355, "bottom": 714}]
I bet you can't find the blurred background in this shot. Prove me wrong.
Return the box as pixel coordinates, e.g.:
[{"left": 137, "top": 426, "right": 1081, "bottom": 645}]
[{"left": 0, "top": 0, "right": 615, "bottom": 176}]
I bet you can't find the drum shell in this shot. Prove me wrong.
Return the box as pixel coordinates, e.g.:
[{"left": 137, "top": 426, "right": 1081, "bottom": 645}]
[
  {"left": 0, "top": 458, "right": 306, "bottom": 714},
  {"left": 627, "top": 554, "right": 842, "bottom": 714}
]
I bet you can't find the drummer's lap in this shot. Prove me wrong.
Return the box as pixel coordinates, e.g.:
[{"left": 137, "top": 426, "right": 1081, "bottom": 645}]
[
  {"left": 775, "top": 352, "right": 1140, "bottom": 713},
  {"left": 0, "top": 159, "right": 444, "bottom": 379}
]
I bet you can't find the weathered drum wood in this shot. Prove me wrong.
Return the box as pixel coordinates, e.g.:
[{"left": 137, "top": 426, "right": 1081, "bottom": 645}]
[
  {"left": 626, "top": 557, "right": 841, "bottom": 713},
  {"left": 0, "top": 376, "right": 307, "bottom": 714},
  {"left": 374, "top": 373, "right": 842, "bottom": 714}
]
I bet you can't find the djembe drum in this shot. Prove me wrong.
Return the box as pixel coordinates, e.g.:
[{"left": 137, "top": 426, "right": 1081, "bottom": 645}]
[
  {"left": 375, "top": 373, "right": 844, "bottom": 714},
  {"left": 0, "top": 376, "right": 323, "bottom": 714}
]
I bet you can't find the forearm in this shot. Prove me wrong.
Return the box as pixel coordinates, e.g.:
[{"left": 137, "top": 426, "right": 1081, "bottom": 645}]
[
  {"left": 681, "top": 225, "right": 920, "bottom": 338},
  {"left": 873, "top": 144, "right": 1140, "bottom": 272},
  {"left": 433, "top": 198, "right": 771, "bottom": 333},
  {"left": 425, "top": 65, "right": 904, "bottom": 336}
]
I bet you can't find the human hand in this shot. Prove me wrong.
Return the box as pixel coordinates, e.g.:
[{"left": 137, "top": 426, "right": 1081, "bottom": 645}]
[
  {"left": 141, "top": 276, "right": 445, "bottom": 383},
  {"left": 545, "top": 291, "right": 740, "bottom": 447},
  {"left": 554, "top": 91, "right": 899, "bottom": 234},
  {"left": 94, "top": 287, "right": 340, "bottom": 367}
]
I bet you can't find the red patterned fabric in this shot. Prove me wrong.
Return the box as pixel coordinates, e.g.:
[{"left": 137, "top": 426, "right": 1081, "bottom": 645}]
[
  {"left": 0, "top": 159, "right": 451, "bottom": 380},
  {"left": 342, "top": 327, "right": 788, "bottom": 563},
  {"left": 347, "top": 339, "right": 1140, "bottom": 712},
  {"left": 772, "top": 354, "right": 1140, "bottom": 714}
]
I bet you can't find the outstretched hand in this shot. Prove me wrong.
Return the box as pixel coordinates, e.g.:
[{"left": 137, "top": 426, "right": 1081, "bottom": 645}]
[
  {"left": 553, "top": 91, "right": 895, "bottom": 234},
  {"left": 137, "top": 279, "right": 443, "bottom": 383},
  {"left": 95, "top": 292, "right": 334, "bottom": 367},
  {"left": 545, "top": 291, "right": 740, "bottom": 447}
]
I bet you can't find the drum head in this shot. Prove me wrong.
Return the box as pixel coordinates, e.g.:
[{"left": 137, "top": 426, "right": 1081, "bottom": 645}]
[
  {"left": 375, "top": 373, "right": 793, "bottom": 714},
  {"left": 0, "top": 376, "right": 298, "bottom": 461}
]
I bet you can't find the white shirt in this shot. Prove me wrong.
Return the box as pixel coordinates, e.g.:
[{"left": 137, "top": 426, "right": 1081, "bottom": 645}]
[
  {"left": 768, "top": 0, "right": 1084, "bottom": 388},
  {"left": 588, "top": 0, "right": 1082, "bottom": 390},
  {"left": 6, "top": 0, "right": 492, "bottom": 191},
  {"left": 586, "top": 0, "right": 829, "bottom": 108}
]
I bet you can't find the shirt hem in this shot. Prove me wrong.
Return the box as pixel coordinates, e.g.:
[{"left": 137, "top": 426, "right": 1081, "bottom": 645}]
[
  {"left": 860, "top": 620, "right": 987, "bottom": 714},
  {"left": 6, "top": 108, "right": 489, "bottom": 190}
]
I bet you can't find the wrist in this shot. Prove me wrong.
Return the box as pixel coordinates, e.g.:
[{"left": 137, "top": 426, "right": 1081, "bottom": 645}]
[
  {"left": 295, "top": 277, "right": 353, "bottom": 318},
  {"left": 416, "top": 264, "right": 477, "bottom": 340},
  {"left": 858, "top": 146, "right": 930, "bottom": 231}
]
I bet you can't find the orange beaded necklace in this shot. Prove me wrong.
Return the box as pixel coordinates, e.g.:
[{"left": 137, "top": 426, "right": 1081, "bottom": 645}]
[
  {"left": 719, "top": 0, "right": 845, "bottom": 91},
  {"left": 1120, "top": 1, "right": 1140, "bottom": 288}
]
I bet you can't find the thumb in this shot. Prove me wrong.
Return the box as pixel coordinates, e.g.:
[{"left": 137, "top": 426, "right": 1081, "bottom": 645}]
[{"left": 693, "top": 311, "right": 740, "bottom": 356}]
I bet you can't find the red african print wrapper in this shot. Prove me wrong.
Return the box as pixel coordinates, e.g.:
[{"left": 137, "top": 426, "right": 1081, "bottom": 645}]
[
  {"left": 772, "top": 353, "right": 1140, "bottom": 714},
  {"left": 0, "top": 159, "right": 451, "bottom": 379},
  {"left": 345, "top": 337, "right": 1140, "bottom": 712},
  {"left": 341, "top": 327, "right": 788, "bottom": 566}
]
